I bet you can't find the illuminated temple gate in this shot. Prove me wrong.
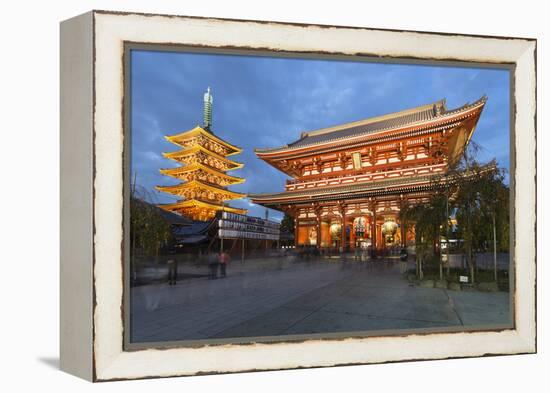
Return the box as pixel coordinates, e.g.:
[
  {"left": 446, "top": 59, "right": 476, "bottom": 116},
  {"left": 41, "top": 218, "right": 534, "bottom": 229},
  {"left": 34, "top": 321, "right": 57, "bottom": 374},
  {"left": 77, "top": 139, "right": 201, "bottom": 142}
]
[{"left": 250, "top": 97, "right": 487, "bottom": 254}]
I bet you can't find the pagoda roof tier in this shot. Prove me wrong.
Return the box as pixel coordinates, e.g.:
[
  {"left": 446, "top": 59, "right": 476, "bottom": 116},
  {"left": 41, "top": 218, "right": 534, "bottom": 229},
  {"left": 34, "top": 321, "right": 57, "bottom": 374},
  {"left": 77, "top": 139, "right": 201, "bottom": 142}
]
[
  {"left": 165, "top": 126, "right": 242, "bottom": 156},
  {"left": 162, "top": 145, "right": 244, "bottom": 171},
  {"left": 255, "top": 96, "right": 486, "bottom": 159},
  {"left": 159, "top": 199, "right": 247, "bottom": 221},
  {"left": 160, "top": 162, "right": 245, "bottom": 186},
  {"left": 156, "top": 179, "right": 246, "bottom": 200}
]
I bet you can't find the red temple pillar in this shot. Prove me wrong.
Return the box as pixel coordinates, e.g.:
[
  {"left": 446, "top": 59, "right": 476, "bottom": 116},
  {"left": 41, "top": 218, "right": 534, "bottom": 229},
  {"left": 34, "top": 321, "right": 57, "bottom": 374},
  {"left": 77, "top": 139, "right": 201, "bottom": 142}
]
[
  {"left": 401, "top": 220, "right": 406, "bottom": 248},
  {"left": 339, "top": 202, "right": 347, "bottom": 253},
  {"left": 370, "top": 200, "right": 377, "bottom": 258},
  {"left": 315, "top": 205, "right": 322, "bottom": 248},
  {"left": 399, "top": 197, "right": 407, "bottom": 248},
  {"left": 294, "top": 214, "right": 300, "bottom": 247}
]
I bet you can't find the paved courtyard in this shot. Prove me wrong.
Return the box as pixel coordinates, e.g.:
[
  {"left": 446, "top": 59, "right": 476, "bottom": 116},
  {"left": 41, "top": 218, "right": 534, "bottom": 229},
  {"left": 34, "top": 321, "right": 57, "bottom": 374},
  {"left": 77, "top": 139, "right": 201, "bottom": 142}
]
[{"left": 130, "top": 257, "right": 511, "bottom": 343}]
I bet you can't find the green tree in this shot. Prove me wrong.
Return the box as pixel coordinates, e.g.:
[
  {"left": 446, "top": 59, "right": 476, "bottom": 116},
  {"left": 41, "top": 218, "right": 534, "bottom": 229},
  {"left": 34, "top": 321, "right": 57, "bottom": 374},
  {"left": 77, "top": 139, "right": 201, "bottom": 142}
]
[
  {"left": 471, "top": 161, "right": 509, "bottom": 281},
  {"left": 280, "top": 213, "right": 295, "bottom": 243},
  {"left": 401, "top": 190, "right": 448, "bottom": 280},
  {"left": 402, "top": 140, "right": 509, "bottom": 283},
  {"left": 130, "top": 196, "right": 174, "bottom": 259},
  {"left": 450, "top": 142, "right": 509, "bottom": 283}
]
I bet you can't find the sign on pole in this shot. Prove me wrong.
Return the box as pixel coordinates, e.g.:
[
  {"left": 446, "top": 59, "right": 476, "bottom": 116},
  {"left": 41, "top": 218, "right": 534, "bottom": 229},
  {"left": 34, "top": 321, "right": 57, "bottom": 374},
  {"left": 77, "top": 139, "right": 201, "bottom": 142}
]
[{"left": 218, "top": 212, "right": 281, "bottom": 241}]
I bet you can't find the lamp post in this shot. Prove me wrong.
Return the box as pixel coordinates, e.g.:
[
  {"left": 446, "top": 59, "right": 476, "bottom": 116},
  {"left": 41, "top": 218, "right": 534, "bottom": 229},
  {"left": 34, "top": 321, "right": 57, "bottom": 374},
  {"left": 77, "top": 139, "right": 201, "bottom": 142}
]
[
  {"left": 220, "top": 203, "right": 224, "bottom": 253},
  {"left": 439, "top": 223, "right": 443, "bottom": 281},
  {"left": 493, "top": 212, "right": 497, "bottom": 282},
  {"left": 241, "top": 232, "right": 245, "bottom": 264},
  {"left": 446, "top": 185, "right": 451, "bottom": 277}
]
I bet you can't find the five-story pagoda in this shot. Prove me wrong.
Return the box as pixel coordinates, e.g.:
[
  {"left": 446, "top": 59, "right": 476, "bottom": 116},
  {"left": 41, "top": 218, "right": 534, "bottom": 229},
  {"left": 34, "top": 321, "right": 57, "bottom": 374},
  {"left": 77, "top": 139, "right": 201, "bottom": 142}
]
[{"left": 157, "top": 88, "right": 247, "bottom": 221}]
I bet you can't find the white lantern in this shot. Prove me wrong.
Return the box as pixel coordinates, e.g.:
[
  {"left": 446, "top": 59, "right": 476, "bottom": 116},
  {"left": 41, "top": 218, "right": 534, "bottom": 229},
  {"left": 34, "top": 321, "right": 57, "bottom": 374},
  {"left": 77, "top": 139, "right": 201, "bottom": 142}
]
[
  {"left": 330, "top": 222, "right": 342, "bottom": 240},
  {"left": 381, "top": 219, "right": 398, "bottom": 237}
]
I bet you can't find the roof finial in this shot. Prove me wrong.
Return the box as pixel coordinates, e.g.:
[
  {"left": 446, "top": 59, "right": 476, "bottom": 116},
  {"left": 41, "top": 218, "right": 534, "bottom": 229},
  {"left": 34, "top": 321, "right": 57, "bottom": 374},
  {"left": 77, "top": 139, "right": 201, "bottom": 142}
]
[{"left": 203, "top": 87, "right": 213, "bottom": 132}]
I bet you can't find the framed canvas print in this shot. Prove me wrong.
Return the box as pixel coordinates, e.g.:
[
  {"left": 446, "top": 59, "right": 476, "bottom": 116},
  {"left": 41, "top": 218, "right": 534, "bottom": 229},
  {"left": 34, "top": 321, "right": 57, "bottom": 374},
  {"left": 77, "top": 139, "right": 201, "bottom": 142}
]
[{"left": 60, "top": 10, "right": 537, "bottom": 381}]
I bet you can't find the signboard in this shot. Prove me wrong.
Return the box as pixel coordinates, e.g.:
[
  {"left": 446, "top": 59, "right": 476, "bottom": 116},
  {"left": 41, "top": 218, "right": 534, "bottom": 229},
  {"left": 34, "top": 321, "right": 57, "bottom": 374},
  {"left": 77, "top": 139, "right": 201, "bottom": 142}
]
[
  {"left": 352, "top": 151, "right": 362, "bottom": 170},
  {"left": 218, "top": 212, "right": 280, "bottom": 240},
  {"left": 459, "top": 275, "right": 469, "bottom": 283}
]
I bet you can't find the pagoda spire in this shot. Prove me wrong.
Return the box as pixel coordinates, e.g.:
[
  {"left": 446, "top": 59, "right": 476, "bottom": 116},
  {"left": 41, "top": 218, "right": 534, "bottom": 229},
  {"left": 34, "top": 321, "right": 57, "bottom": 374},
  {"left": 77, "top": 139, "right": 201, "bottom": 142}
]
[{"left": 203, "top": 86, "right": 213, "bottom": 132}]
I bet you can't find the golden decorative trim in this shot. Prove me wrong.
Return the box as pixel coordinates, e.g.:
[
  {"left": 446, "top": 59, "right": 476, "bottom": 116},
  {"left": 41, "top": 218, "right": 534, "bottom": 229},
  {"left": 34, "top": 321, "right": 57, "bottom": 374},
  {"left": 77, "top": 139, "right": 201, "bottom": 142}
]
[
  {"left": 165, "top": 126, "right": 243, "bottom": 155},
  {"left": 156, "top": 179, "right": 246, "bottom": 199},
  {"left": 162, "top": 144, "right": 244, "bottom": 170},
  {"left": 159, "top": 162, "right": 245, "bottom": 184}
]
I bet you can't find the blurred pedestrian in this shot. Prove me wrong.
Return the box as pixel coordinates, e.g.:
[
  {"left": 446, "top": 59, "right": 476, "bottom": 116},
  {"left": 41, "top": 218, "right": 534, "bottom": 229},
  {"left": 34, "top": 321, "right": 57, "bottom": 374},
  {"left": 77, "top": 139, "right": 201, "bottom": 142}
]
[
  {"left": 399, "top": 247, "right": 409, "bottom": 274},
  {"left": 208, "top": 252, "right": 218, "bottom": 279},
  {"left": 219, "top": 250, "right": 230, "bottom": 278},
  {"left": 167, "top": 258, "right": 177, "bottom": 286}
]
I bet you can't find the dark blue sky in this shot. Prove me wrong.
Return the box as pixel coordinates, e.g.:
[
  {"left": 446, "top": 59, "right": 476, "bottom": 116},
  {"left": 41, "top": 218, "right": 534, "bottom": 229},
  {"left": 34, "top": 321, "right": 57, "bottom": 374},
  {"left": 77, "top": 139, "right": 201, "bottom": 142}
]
[{"left": 130, "top": 50, "right": 510, "bottom": 222}]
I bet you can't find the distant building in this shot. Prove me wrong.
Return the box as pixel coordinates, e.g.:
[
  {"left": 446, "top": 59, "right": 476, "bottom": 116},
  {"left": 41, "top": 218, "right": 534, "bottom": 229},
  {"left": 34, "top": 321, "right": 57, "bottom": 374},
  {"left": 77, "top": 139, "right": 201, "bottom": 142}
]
[{"left": 250, "top": 96, "right": 487, "bottom": 254}]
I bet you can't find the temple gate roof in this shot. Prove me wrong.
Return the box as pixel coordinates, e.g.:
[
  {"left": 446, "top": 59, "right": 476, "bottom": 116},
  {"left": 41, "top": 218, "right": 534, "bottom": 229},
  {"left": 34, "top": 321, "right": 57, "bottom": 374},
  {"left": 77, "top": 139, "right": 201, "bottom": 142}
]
[{"left": 255, "top": 96, "right": 486, "bottom": 155}]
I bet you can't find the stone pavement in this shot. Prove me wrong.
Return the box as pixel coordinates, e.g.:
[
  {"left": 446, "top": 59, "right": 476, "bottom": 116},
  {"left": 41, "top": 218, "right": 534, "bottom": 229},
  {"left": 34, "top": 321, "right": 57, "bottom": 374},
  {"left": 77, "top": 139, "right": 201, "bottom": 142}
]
[{"left": 130, "top": 257, "right": 510, "bottom": 343}]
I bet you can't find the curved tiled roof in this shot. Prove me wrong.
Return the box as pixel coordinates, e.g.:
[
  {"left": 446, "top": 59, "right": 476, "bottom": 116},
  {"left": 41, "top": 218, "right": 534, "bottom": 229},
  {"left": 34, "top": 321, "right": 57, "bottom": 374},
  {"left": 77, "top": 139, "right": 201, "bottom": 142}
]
[
  {"left": 166, "top": 125, "right": 243, "bottom": 155},
  {"left": 250, "top": 163, "right": 496, "bottom": 206},
  {"left": 249, "top": 173, "right": 442, "bottom": 203},
  {"left": 255, "top": 96, "right": 486, "bottom": 154}
]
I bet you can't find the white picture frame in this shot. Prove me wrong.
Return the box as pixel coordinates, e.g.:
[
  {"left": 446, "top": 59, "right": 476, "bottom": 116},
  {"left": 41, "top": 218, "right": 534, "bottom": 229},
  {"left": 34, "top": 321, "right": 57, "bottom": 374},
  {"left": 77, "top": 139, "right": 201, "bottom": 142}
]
[{"left": 60, "top": 10, "right": 536, "bottom": 381}]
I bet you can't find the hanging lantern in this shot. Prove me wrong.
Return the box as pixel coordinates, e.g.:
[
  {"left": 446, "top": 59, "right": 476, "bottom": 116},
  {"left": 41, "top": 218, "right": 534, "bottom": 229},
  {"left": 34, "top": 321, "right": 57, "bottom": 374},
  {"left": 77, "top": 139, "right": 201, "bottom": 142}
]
[
  {"left": 381, "top": 219, "right": 398, "bottom": 238},
  {"left": 353, "top": 217, "right": 366, "bottom": 239},
  {"left": 330, "top": 222, "right": 342, "bottom": 240}
]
